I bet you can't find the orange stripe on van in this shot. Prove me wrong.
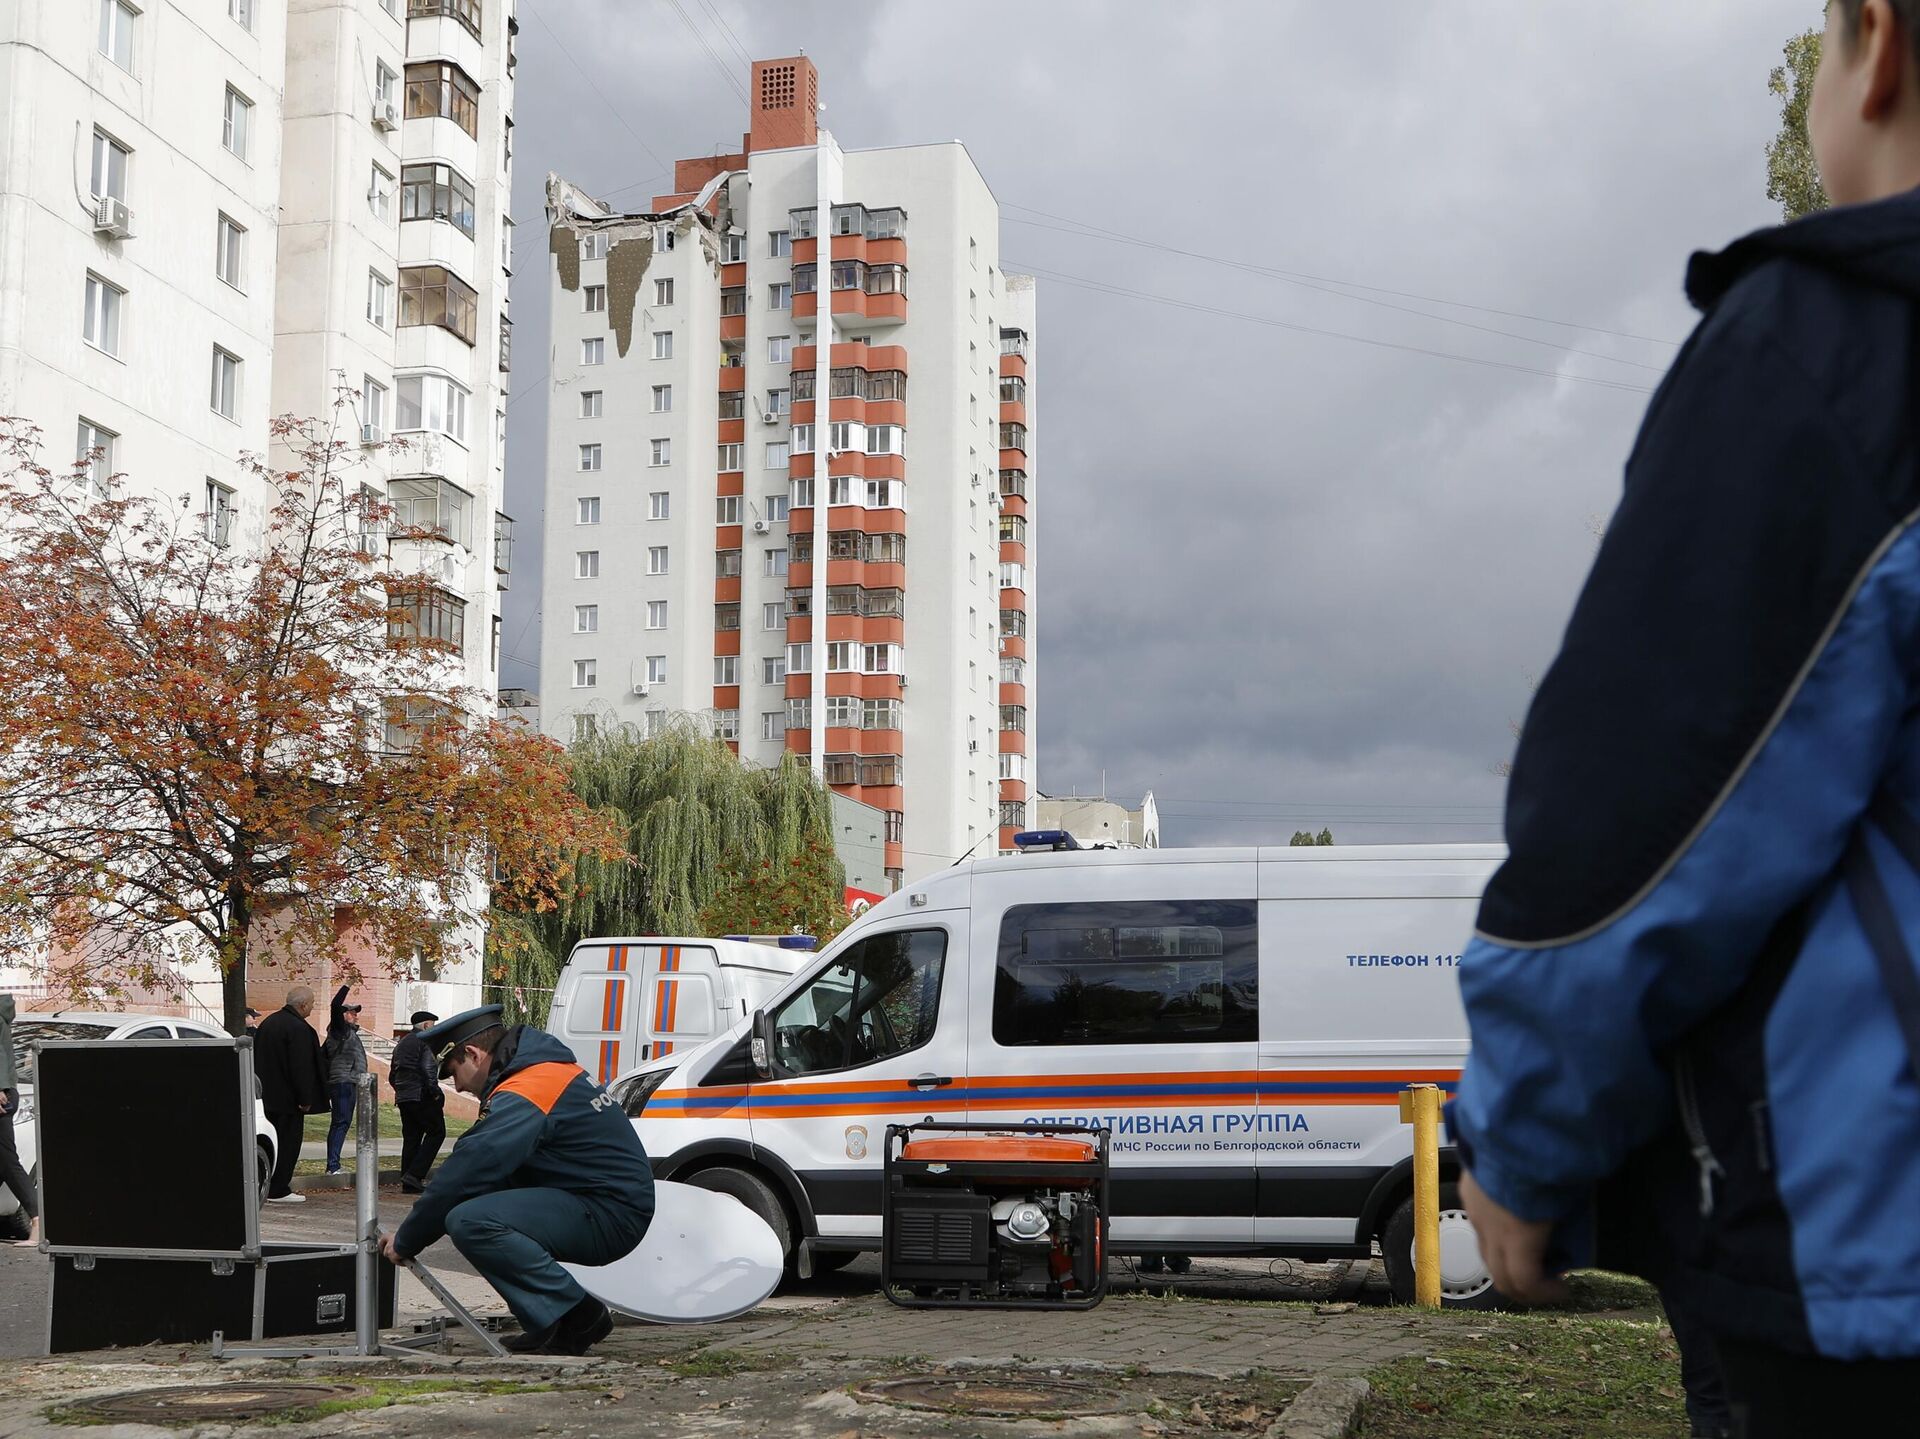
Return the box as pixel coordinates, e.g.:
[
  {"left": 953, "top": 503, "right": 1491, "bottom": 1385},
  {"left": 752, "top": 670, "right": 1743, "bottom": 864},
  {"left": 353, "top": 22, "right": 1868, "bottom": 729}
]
[{"left": 497, "top": 1061, "right": 582, "bottom": 1114}]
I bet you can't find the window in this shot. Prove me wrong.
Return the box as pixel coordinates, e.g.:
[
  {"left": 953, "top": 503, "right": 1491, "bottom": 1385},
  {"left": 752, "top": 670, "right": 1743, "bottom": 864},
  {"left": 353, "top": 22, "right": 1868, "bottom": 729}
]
[
  {"left": 651, "top": 384, "right": 671, "bottom": 413},
  {"left": 761, "top": 655, "right": 786, "bottom": 685},
  {"left": 764, "top": 494, "right": 789, "bottom": 524},
  {"left": 582, "top": 337, "right": 604, "bottom": 365},
  {"left": 867, "top": 263, "right": 907, "bottom": 297},
  {"left": 395, "top": 373, "right": 468, "bottom": 441},
  {"left": 790, "top": 424, "right": 814, "bottom": 455},
  {"left": 768, "top": 334, "right": 791, "bottom": 364},
  {"left": 579, "top": 389, "right": 603, "bottom": 419},
  {"left": 764, "top": 441, "right": 790, "bottom": 471},
  {"left": 713, "top": 709, "right": 740, "bottom": 741},
  {"left": 576, "top": 496, "right": 601, "bottom": 525},
  {"left": 1001, "top": 421, "right": 1029, "bottom": 451},
  {"left": 864, "top": 478, "right": 905, "bottom": 510},
  {"left": 98, "top": 0, "right": 136, "bottom": 70},
  {"left": 969, "top": 289, "right": 978, "bottom": 318},
  {"left": 769, "top": 282, "right": 791, "bottom": 310},
  {"left": 763, "top": 547, "right": 788, "bottom": 577},
  {"left": 999, "top": 800, "right": 1026, "bottom": 829},
  {"left": 408, "top": 0, "right": 483, "bottom": 39},
  {"left": 766, "top": 387, "right": 789, "bottom": 416},
  {"left": 650, "top": 438, "right": 670, "bottom": 467},
  {"left": 1000, "top": 514, "right": 1028, "bottom": 544},
  {"left": 761, "top": 711, "right": 786, "bottom": 741},
  {"left": 76, "top": 419, "right": 116, "bottom": 498},
  {"left": 789, "top": 476, "right": 815, "bottom": 509},
  {"left": 369, "top": 163, "right": 395, "bottom": 223},
  {"left": 388, "top": 475, "right": 472, "bottom": 545},
  {"left": 583, "top": 284, "right": 607, "bottom": 312},
  {"left": 405, "top": 61, "right": 480, "bottom": 138},
  {"left": 714, "top": 656, "right": 739, "bottom": 686},
  {"left": 827, "top": 420, "right": 856, "bottom": 450},
  {"left": 82, "top": 273, "right": 123, "bottom": 357},
  {"left": 647, "top": 545, "right": 668, "bottom": 575},
  {"left": 867, "top": 424, "right": 905, "bottom": 457},
  {"left": 829, "top": 474, "right": 855, "bottom": 505},
  {"left": 367, "top": 270, "right": 392, "bottom": 328},
  {"left": 581, "top": 233, "right": 607, "bottom": 260},
  {"left": 994, "top": 901, "right": 1258, "bottom": 1048},
  {"left": 398, "top": 265, "right": 477, "bottom": 344},
  {"left": 999, "top": 752, "right": 1027, "bottom": 782},
  {"left": 646, "top": 600, "right": 667, "bottom": 629},
  {"left": 578, "top": 443, "right": 601, "bottom": 472},
  {"left": 1001, "top": 562, "right": 1026, "bottom": 590},
  {"left": 1001, "top": 657, "right": 1027, "bottom": 685},
  {"left": 650, "top": 491, "right": 670, "bottom": 520},
  {"left": 568, "top": 604, "right": 599, "bottom": 635},
  {"left": 717, "top": 443, "right": 743, "bottom": 472},
  {"left": 646, "top": 655, "right": 667, "bottom": 684},
  {"left": 652, "top": 330, "right": 673, "bottom": 360},
  {"left": 715, "top": 602, "right": 740, "bottom": 631},
  {"left": 719, "top": 392, "right": 745, "bottom": 420},
  {"left": 787, "top": 697, "right": 811, "bottom": 729},
  {"left": 866, "top": 370, "right": 906, "bottom": 403},
  {"left": 654, "top": 278, "right": 674, "bottom": 306},
  {"left": 362, "top": 374, "right": 387, "bottom": 432},
  {"left": 715, "top": 495, "right": 740, "bottom": 525},
  {"left": 654, "top": 223, "right": 676, "bottom": 250},
  {"left": 388, "top": 585, "right": 467, "bottom": 652},
  {"left": 862, "top": 698, "right": 902, "bottom": 730},
  {"left": 721, "top": 233, "right": 744, "bottom": 263},
  {"left": 715, "top": 548, "right": 741, "bottom": 578},
  {"left": 223, "top": 87, "right": 252, "bottom": 161},
  {"left": 498, "top": 313, "right": 512, "bottom": 373},
  {"left": 766, "top": 929, "right": 947, "bottom": 1076},
  {"left": 645, "top": 710, "right": 668, "bottom": 738},
  {"left": 863, "top": 643, "right": 902, "bottom": 674},
  {"left": 826, "top": 641, "right": 853, "bottom": 673},
  {"left": 573, "top": 658, "right": 597, "bottom": 689},
  {"left": 576, "top": 550, "right": 599, "bottom": 578},
  {"left": 209, "top": 347, "right": 241, "bottom": 419},
  {"left": 213, "top": 214, "right": 246, "bottom": 290},
  {"left": 205, "top": 479, "right": 236, "bottom": 547},
  {"left": 90, "top": 129, "right": 129, "bottom": 201},
  {"left": 1000, "top": 703, "right": 1026, "bottom": 733},
  {"left": 400, "top": 163, "right": 475, "bottom": 236},
  {"left": 763, "top": 601, "right": 784, "bottom": 631},
  {"left": 769, "top": 229, "right": 790, "bottom": 258},
  {"left": 720, "top": 286, "right": 746, "bottom": 317},
  {"left": 573, "top": 714, "right": 597, "bottom": 744},
  {"left": 375, "top": 61, "right": 397, "bottom": 111}
]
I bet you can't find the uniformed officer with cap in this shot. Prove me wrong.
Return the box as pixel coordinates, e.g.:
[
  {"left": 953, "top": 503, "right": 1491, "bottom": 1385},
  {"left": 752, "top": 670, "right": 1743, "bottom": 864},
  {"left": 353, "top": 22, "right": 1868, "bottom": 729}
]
[{"left": 378, "top": 1005, "right": 655, "bottom": 1355}]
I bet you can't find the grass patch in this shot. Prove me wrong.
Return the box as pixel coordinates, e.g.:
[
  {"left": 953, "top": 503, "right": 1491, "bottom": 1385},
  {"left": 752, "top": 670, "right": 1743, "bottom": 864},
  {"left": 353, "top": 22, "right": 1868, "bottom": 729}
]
[
  {"left": 47, "top": 1379, "right": 554, "bottom": 1427},
  {"left": 667, "top": 1347, "right": 792, "bottom": 1378},
  {"left": 1357, "top": 1297, "right": 1685, "bottom": 1438},
  {"left": 301, "top": 1100, "right": 474, "bottom": 1145}
]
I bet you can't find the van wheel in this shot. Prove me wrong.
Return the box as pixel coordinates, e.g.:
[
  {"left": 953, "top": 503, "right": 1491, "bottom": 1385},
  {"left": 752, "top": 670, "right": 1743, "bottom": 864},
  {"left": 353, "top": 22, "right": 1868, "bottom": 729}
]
[
  {"left": 1381, "top": 1181, "right": 1502, "bottom": 1310},
  {"left": 685, "top": 1166, "right": 794, "bottom": 1266}
]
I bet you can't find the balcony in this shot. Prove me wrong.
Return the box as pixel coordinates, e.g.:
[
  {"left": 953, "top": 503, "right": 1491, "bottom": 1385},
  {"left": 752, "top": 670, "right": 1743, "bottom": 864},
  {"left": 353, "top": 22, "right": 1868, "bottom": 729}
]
[
  {"left": 389, "top": 474, "right": 474, "bottom": 549},
  {"left": 408, "top": 0, "right": 482, "bottom": 42},
  {"left": 1000, "top": 328, "right": 1030, "bottom": 359},
  {"left": 492, "top": 511, "right": 512, "bottom": 589}
]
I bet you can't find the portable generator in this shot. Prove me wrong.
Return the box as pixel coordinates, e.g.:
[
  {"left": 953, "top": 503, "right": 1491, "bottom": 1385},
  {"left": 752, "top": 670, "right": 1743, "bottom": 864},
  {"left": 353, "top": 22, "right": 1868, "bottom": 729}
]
[{"left": 881, "top": 1120, "right": 1110, "bottom": 1310}]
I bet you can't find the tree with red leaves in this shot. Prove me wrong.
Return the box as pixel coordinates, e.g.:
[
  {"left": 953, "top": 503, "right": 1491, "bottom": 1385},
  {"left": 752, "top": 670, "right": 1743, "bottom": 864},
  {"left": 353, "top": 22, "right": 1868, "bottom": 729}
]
[{"left": 0, "top": 413, "right": 623, "bottom": 1033}]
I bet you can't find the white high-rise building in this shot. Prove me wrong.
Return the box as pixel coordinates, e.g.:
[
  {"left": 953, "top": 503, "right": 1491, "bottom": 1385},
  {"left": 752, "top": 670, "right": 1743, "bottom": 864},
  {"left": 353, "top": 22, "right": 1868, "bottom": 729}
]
[
  {"left": 539, "top": 56, "right": 1038, "bottom": 886},
  {"left": 0, "top": 0, "right": 516, "bottom": 1026}
]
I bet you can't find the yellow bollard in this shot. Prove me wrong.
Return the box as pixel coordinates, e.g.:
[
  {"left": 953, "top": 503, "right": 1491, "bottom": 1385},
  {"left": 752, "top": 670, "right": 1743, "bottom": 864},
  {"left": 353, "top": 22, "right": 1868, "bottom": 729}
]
[{"left": 1398, "top": 1083, "right": 1443, "bottom": 1308}]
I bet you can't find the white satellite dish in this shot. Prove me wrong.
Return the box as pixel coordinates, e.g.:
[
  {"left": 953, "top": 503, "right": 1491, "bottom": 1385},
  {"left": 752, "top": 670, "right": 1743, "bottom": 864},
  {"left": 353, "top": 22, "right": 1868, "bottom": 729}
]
[{"left": 562, "top": 1180, "right": 782, "bottom": 1324}]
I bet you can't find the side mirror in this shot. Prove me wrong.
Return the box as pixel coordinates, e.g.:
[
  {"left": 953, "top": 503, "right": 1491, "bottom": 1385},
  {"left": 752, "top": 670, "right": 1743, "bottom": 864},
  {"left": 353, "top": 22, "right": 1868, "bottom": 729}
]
[{"left": 750, "top": 1009, "right": 776, "bottom": 1081}]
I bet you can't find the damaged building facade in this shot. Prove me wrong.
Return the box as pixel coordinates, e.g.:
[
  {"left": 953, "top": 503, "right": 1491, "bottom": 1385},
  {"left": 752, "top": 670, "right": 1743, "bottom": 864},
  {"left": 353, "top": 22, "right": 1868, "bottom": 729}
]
[{"left": 540, "top": 55, "right": 1038, "bottom": 883}]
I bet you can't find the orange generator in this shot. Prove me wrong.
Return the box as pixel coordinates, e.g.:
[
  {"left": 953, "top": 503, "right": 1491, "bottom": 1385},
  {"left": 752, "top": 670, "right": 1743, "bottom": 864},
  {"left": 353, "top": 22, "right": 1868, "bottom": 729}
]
[{"left": 881, "top": 1121, "right": 1110, "bottom": 1309}]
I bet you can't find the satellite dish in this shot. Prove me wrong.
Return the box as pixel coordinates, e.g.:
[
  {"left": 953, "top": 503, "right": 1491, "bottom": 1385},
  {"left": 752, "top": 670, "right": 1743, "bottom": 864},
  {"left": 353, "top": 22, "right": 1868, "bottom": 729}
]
[{"left": 561, "top": 1180, "right": 782, "bottom": 1324}]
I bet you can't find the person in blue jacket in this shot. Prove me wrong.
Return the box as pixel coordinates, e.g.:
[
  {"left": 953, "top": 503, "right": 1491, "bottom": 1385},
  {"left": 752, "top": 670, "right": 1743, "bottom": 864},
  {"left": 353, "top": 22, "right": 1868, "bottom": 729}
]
[
  {"left": 1452, "top": 2, "right": 1920, "bottom": 1431},
  {"left": 378, "top": 1006, "right": 655, "bottom": 1355}
]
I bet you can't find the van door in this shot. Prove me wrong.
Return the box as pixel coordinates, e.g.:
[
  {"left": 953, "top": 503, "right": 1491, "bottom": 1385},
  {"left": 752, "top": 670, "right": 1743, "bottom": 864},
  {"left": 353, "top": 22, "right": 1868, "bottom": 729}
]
[
  {"left": 747, "top": 916, "right": 967, "bottom": 1241},
  {"left": 552, "top": 942, "right": 641, "bottom": 1082},
  {"left": 637, "top": 943, "right": 722, "bottom": 1063}
]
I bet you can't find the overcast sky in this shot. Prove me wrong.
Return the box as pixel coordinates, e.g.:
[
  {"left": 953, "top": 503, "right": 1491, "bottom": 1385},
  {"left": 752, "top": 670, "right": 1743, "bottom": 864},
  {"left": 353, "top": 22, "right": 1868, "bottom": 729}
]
[{"left": 499, "top": 0, "right": 1817, "bottom": 847}]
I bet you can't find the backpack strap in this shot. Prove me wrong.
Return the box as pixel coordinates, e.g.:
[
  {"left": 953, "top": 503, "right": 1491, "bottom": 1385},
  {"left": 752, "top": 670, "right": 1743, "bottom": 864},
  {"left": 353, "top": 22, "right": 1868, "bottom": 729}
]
[{"left": 1841, "top": 793, "right": 1920, "bottom": 1082}]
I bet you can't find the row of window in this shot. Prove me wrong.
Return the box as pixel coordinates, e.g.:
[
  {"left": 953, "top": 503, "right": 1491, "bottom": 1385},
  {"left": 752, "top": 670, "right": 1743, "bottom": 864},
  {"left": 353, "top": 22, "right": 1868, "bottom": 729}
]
[
  {"left": 785, "top": 204, "right": 907, "bottom": 242},
  {"left": 568, "top": 493, "right": 789, "bottom": 527},
  {"left": 790, "top": 261, "right": 908, "bottom": 299},
  {"left": 783, "top": 585, "right": 906, "bottom": 619},
  {"left": 786, "top": 530, "right": 907, "bottom": 565},
  {"left": 781, "top": 641, "right": 904, "bottom": 676},
  {"left": 787, "top": 475, "right": 907, "bottom": 511},
  {"left": 788, "top": 368, "right": 907, "bottom": 404}
]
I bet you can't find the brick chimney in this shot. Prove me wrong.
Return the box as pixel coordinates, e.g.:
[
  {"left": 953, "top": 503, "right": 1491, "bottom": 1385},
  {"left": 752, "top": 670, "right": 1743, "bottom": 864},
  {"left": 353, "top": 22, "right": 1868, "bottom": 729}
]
[{"left": 748, "top": 56, "right": 818, "bottom": 152}]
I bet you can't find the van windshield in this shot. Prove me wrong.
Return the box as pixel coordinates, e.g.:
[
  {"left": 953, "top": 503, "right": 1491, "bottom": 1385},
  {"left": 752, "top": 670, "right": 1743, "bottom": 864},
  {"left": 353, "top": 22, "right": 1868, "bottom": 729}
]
[{"left": 769, "top": 929, "right": 945, "bottom": 1075}]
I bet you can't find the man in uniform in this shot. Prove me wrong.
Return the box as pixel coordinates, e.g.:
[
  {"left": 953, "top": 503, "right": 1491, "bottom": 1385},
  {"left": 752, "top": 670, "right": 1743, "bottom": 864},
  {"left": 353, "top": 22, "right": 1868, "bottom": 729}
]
[{"left": 377, "top": 1006, "right": 654, "bottom": 1355}]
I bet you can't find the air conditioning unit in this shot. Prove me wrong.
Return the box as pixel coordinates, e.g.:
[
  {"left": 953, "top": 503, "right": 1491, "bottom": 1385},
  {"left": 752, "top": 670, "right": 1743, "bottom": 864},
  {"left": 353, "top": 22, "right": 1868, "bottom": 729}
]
[
  {"left": 761, "top": 410, "right": 780, "bottom": 425},
  {"left": 361, "top": 423, "right": 385, "bottom": 447},
  {"left": 373, "top": 100, "right": 399, "bottom": 132},
  {"left": 751, "top": 518, "right": 771, "bottom": 535},
  {"left": 632, "top": 680, "right": 650, "bottom": 696},
  {"left": 93, "top": 195, "right": 133, "bottom": 239}
]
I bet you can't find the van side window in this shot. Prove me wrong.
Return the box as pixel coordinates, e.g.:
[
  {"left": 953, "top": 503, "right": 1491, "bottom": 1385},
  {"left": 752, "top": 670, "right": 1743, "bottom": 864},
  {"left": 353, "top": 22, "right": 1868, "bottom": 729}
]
[
  {"left": 769, "top": 928, "right": 946, "bottom": 1076},
  {"left": 994, "top": 900, "right": 1258, "bottom": 1046}
]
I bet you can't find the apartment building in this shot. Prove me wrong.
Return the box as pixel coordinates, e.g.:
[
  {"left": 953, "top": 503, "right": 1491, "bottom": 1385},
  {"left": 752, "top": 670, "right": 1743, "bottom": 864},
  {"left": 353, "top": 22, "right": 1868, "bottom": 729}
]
[
  {"left": 0, "top": 0, "right": 516, "bottom": 1027},
  {"left": 540, "top": 55, "right": 1038, "bottom": 885}
]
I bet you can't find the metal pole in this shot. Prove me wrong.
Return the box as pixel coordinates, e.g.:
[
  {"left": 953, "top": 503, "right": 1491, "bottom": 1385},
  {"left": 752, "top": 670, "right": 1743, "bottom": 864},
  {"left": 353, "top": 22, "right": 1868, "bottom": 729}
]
[
  {"left": 1400, "top": 1083, "right": 1443, "bottom": 1308},
  {"left": 353, "top": 1071, "right": 379, "bottom": 1353}
]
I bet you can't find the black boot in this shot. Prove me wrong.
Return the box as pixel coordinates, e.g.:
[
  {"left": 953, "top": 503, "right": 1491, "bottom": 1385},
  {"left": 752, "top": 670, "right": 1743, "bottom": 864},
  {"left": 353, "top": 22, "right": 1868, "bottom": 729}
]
[{"left": 552, "top": 1295, "right": 613, "bottom": 1356}]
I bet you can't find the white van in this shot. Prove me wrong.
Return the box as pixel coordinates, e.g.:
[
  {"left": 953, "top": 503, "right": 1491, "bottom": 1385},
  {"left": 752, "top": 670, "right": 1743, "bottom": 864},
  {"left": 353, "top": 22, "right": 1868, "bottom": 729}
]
[
  {"left": 547, "top": 936, "right": 816, "bottom": 1084},
  {"left": 608, "top": 844, "right": 1503, "bottom": 1306}
]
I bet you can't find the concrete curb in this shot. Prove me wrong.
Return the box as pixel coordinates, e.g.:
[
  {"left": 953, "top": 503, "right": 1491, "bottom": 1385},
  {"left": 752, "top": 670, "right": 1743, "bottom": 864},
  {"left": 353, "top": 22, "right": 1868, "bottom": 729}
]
[{"left": 1267, "top": 1376, "right": 1369, "bottom": 1439}]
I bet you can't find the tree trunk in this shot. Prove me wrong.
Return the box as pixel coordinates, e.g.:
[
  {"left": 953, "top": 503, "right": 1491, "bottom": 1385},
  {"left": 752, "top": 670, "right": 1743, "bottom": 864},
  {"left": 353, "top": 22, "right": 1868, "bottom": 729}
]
[{"left": 221, "top": 885, "right": 252, "bottom": 1037}]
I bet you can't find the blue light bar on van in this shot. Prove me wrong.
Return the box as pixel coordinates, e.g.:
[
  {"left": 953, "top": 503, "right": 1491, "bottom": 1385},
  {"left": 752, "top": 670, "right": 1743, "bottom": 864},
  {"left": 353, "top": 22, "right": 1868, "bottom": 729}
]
[
  {"left": 777, "top": 935, "right": 817, "bottom": 950},
  {"left": 1014, "top": 830, "right": 1081, "bottom": 852},
  {"left": 724, "top": 934, "right": 818, "bottom": 950}
]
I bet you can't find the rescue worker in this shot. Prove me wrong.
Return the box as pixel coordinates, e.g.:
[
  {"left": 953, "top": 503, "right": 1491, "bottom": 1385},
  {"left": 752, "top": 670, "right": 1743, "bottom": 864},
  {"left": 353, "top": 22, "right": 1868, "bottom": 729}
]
[{"left": 377, "top": 1005, "right": 655, "bottom": 1355}]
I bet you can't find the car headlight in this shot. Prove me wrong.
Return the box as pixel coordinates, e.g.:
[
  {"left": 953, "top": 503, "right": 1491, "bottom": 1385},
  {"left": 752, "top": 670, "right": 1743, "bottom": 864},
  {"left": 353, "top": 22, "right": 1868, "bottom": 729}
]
[
  {"left": 11, "top": 1098, "right": 32, "bottom": 1126},
  {"left": 611, "top": 1069, "right": 671, "bottom": 1117}
]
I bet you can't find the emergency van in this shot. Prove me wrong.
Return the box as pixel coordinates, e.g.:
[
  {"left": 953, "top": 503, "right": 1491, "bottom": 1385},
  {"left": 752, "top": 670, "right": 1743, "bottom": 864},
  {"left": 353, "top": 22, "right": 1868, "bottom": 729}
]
[
  {"left": 604, "top": 844, "right": 1504, "bottom": 1306},
  {"left": 546, "top": 936, "right": 815, "bottom": 1084}
]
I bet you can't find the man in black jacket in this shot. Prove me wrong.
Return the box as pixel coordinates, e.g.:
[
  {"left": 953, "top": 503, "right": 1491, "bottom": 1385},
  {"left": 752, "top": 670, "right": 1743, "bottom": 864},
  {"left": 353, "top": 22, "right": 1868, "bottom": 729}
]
[
  {"left": 389, "top": 1010, "right": 443, "bottom": 1193},
  {"left": 253, "top": 986, "right": 324, "bottom": 1204}
]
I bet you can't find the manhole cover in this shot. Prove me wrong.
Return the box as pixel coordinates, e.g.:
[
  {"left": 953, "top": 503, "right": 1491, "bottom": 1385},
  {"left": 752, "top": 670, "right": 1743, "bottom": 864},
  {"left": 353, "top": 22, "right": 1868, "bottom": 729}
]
[
  {"left": 856, "top": 1377, "right": 1128, "bottom": 1417},
  {"left": 69, "top": 1383, "right": 360, "bottom": 1423}
]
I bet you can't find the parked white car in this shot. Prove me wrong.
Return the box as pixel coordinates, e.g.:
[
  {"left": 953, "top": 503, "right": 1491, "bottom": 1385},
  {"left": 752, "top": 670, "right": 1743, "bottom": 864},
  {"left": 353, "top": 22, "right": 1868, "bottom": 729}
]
[{"left": 1, "top": 1012, "right": 278, "bottom": 1233}]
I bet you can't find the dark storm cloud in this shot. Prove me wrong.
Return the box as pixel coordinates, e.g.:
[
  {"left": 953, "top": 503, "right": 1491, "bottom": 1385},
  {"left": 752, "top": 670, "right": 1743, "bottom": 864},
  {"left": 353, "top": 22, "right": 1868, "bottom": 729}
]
[{"left": 501, "top": 0, "right": 1816, "bottom": 845}]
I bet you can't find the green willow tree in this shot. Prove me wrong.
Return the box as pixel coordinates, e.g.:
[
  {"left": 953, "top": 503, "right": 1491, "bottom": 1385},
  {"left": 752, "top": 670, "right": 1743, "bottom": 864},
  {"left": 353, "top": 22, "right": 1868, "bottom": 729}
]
[
  {"left": 1289, "top": 829, "right": 1335, "bottom": 847},
  {"left": 485, "top": 717, "right": 845, "bottom": 1024},
  {"left": 1768, "top": 26, "right": 1829, "bottom": 220}
]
